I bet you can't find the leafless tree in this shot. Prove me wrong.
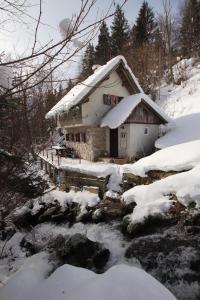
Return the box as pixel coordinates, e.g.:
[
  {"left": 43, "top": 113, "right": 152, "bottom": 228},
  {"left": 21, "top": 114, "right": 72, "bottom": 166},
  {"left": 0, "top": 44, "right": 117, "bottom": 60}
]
[
  {"left": 0, "top": 0, "right": 127, "bottom": 156},
  {"left": 158, "top": 0, "right": 176, "bottom": 83},
  {"left": 0, "top": 0, "right": 127, "bottom": 98}
]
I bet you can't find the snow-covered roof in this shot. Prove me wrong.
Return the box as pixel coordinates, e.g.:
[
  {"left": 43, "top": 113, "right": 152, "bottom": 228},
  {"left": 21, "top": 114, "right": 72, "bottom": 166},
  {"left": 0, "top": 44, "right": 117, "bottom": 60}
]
[
  {"left": 101, "top": 93, "right": 170, "bottom": 129},
  {"left": 45, "top": 55, "right": 143, "bottom": 119}
]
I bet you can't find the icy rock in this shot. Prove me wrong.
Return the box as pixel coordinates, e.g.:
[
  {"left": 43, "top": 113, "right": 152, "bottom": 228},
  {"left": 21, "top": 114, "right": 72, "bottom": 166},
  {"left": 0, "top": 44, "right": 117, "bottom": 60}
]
[
  {"left": 76, "top": 209, "right": 93, "bottom": 223},
  {"left": 122, "top": 214, "right": 175, "bottom": 237},
  {"left": 124, "top": 231, "right": 200, "bottom": 299},
  {"left": 9, "top": 206, "right": 33, "bottom": 228},
  {"left": 92, "top": 208, "right": 106, "bottom": 223},
  {"left": 0, "top": 226, "right": 16, "bottom": 241},
  {"left": 38, "top": 207, "right": 59, "bottom": 222},
  {"left": 49, "top": 233, "right": 110, "bottom": 271}
]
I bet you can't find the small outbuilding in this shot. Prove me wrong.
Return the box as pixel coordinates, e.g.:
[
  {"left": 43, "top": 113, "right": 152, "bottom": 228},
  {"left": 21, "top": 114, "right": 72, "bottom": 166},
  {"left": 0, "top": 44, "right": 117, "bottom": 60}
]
[{"left": 46, "top": 55, "right": 170, "bottom": 162}]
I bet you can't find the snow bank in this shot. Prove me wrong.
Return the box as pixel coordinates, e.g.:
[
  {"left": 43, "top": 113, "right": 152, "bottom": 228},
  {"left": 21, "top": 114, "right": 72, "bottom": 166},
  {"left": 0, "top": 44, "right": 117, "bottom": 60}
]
[
  {"left": 0, "top": 252, "right": 51, "bottom": 300},
  {"left": 0, "top": 263, "right": 177, "bottom": 300},
  {"left": 46, "top": 55, "right": 143, "bottom": 119},
  {"left": 123, "top": 164, "right": 200, "bottom": 224},
  {"left": 156, "top": 113, "right": 200, "bottom": 148},
  {"left": 123, "top": 140, "right": 200, "bottom": 177},
  {"left": 101, "top": 93, "right": 169, "bottom": 129}
]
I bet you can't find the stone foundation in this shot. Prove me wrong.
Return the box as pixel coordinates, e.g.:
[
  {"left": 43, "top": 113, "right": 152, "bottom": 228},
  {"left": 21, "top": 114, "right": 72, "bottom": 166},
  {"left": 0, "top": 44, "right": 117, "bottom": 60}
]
[{"left": 64, "top": 126, "right": 107, "bottom": 161}]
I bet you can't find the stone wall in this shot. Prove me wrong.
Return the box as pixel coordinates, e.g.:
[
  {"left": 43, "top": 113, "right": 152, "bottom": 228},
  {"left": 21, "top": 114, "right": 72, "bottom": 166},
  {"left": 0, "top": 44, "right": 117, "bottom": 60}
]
[
  {"left": 64, "top": 127, "right": 107, "bottom": 161},
  {"left": 59, "top": 169, "right": 109, "bottom": 198}
]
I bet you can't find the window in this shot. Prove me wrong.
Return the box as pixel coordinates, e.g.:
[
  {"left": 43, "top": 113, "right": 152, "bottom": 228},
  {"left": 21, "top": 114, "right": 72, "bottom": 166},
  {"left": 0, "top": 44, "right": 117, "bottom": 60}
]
[
  {"left": 120, "top": 132, "right": 127, "bottom": 148},
  {"left": 103, "top": 94, "right": 123, "bottom": 106},
  {"left": 66, "top": 134, "right": 69, "bottom": 141},
  {"left": 80, "top": 132, "right": 87, "bottom": 143},
  {"left": 144, "top": 127, "right": 149, "bottom": 135},
  {"left": 70, "top": 133, "right": 74, "bottom": 141},
  {"left": 121, "top": 133, "right": 126, "bottom": 138},
  {"left": 75, "top": 133, "right": 80, "bottom": 142}
]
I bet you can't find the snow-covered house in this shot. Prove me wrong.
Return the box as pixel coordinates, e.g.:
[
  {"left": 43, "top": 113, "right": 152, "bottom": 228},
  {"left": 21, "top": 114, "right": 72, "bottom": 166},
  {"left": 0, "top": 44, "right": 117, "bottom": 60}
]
[{"left": 46, "top": 56, "right": 169, "bottom": 161}]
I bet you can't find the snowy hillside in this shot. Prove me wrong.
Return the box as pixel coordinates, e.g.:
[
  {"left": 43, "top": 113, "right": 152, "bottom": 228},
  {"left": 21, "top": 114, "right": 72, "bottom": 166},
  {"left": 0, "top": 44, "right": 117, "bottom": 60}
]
[
  {"left": 155, "top": 58, "right": 200, "bottom": 148},
  {"left": 157, "top": 58, "right": 200, "bottom": 118}
]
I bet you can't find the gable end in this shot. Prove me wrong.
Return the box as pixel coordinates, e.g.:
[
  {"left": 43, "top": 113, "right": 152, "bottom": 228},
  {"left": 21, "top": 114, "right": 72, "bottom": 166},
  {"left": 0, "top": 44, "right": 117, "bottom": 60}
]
[
  {"left": 125, "top": 100, "right": 166, "bottom": 125},
  {"left": 116, "top": 62, "right": 141, "bottom": 94}
]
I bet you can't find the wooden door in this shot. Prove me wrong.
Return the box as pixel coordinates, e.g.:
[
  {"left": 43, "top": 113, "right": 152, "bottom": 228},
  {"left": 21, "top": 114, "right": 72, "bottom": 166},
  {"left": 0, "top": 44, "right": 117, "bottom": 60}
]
[{"left": 110, "top": 129, "right": 118, "bottom": 157}]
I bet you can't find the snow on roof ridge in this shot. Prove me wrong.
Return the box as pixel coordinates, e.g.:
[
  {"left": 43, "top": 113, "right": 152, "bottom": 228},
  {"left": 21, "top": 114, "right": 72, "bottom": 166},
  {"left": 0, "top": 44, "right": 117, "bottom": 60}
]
[
  {"left": 45, "top": 55, "right": 143, "bottom": 119},
  {"left": 101, "top": 93, "right": 170, "bottom": 129}
]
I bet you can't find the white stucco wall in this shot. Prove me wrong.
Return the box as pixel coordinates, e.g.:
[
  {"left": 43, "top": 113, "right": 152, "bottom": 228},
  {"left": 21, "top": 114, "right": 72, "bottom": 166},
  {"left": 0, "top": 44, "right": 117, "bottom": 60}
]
[
  {"left": 117, "top": 123, "right": 159, "bottom": 160},
  {"left": 82, "top": 71, "right": 130, "bottom": 126}
]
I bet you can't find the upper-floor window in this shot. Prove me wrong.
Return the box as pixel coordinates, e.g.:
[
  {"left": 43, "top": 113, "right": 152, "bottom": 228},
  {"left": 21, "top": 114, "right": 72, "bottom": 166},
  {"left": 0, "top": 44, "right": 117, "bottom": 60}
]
[{"left": 103, "top": 94, "right": 123, "bottom": 106}]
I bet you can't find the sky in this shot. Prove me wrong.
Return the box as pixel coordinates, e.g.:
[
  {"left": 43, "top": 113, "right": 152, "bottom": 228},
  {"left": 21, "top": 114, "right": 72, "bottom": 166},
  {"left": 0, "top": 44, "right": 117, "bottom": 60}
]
[{"left": 0, "top": 0, "right": 182, "bottom": 80}]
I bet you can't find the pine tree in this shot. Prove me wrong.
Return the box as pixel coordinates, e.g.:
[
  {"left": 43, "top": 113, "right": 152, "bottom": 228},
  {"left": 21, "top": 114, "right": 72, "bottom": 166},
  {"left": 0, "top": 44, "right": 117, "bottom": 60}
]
[
  {"left": 180, "top": 0, "right": 200, "bottom": 57},
  {"left": 95, "top": 21, "right": 111, "bottom": 65},
  {"left": 110, "top": 5, "right": 130, "bottom": 56},
  {"left": 79, "top": 43, "right": 96, "bottom": 80},
  {"left": 132, "top": 1, "right": 156, "bottom": 47}
]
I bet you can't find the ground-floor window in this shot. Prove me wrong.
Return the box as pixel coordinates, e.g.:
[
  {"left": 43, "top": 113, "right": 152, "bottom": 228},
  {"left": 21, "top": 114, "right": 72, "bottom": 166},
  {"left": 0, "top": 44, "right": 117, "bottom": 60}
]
[
  {"left": 144, "top": 127, "right": 149, "bottom": 135},
  {"left": 66, "top": 132, "right": 87, "bottom": 143},
  {"left": 80, "top": 132, "right": 87, "bottom": 143},
  {"left": 120, "top": 132, "right": 127, "bottom": 148}
]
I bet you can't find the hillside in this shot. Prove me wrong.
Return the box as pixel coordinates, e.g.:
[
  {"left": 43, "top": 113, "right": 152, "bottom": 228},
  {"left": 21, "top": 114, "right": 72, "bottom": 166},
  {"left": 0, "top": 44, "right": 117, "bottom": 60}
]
[{"left": 156, "top": 58, "right": 200, "bottom": 148}]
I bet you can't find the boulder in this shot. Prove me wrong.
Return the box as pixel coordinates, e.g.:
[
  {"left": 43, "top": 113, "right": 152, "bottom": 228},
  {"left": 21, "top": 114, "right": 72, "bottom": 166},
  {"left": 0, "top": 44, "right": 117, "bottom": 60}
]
[
  {"left": 122, "top": 214, "right": 176, "bottom": 237},
  {"left": 38, "top": 206, "right": 59, "bottom": 222},
  {"left": 9, "top": 206, "right": 33, "bottom": 228},
  {"left": 49, "top": 233, "right": 110, "bottom": 271}
]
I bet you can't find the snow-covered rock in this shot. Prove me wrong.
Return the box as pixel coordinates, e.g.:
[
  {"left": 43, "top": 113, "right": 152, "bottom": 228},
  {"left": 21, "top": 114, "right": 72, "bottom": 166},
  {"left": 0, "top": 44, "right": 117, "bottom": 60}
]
[{"left": 123, "top": 164, "right": 200, "bottom": 225}]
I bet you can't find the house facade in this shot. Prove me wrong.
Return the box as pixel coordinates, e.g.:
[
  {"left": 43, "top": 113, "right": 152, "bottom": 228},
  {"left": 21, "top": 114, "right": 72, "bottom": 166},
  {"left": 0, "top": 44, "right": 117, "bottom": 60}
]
[{"left": 46, "top": 56, "right": 170, "bottom": 162}]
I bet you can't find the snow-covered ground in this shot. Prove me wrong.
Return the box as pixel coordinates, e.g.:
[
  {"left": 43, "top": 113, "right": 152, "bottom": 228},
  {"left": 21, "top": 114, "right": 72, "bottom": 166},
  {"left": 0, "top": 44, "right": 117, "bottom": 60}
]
[
  {"left": 123, "top": 140, "right": 200, "bottom": 177},
  {"left": 156, "top": 113, "right": 200, "bottom": 148},
  {"left": 0, "top": 253, "right": 176, "bottom": 300}
]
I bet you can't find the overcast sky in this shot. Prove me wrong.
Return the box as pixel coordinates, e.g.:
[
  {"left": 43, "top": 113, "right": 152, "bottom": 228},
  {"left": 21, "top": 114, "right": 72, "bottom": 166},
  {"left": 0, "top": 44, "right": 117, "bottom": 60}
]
[{"left": 0, "top": 0, "right": 182, "bottom": 80}]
